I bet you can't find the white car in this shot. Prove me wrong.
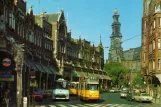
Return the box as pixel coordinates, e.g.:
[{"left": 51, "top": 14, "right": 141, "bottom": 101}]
[
  {"left": 133, "top": 93, "right": 153, "bottom": 102},
  {"left": 109, "top": 88, "right": 118, "bottom": 93},
  {"left": 120, "top": 91, "right": 128, "bottom": 98}
]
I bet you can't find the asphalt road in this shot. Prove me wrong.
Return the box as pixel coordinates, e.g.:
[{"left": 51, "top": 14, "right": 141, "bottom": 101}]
[{"left": 33, "top": 92, "right": 159, "bottom": 107}]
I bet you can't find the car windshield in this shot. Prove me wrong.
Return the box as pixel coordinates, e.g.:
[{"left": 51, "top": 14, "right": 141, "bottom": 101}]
[{"left": 33, "top": 90, "right": 43, "bottom": 94}]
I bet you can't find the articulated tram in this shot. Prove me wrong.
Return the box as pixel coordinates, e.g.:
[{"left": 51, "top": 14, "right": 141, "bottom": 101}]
[{"left": 77, "top": 78, "right": 99, "bottom": 101}]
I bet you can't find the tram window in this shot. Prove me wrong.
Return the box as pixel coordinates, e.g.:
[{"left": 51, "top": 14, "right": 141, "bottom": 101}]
[{"left": 87, "top": 84, "right": 98, "bottom": 90}]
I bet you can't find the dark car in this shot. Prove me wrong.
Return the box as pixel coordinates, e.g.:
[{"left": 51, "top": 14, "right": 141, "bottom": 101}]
[
  {"left": 126, "top": 92, "right": 135, "bottom": 101},
  {"left": 32, "top": 90, "right": 44, "bottom": 102}
]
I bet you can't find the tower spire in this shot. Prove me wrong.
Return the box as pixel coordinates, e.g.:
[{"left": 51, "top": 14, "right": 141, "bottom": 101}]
[
  {"left": 99, "top": 33, "right": 102, "bottom": 46},
  {"left": 108, "top": 9, "right": 123, "bottom": 63}
]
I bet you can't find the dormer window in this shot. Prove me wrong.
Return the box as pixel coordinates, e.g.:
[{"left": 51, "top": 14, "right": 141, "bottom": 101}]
[
  {"left": 92, "top": 55, "right": 95, "bottom": 62},
  {"left": 78, "top": 52, "right": 82, "bottom": 59}
]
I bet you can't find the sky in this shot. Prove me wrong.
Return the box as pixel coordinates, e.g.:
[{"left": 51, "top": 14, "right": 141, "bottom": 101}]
[{"left": 26, "top": 0, "right": 143, "bottom": 61}]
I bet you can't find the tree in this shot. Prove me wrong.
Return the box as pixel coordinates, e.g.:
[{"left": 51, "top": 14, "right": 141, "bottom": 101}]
[
  {"left": 104, "top": 62, "right": 128, "bottom": 88},
  {"left": 132, "top": 71, "right": 145, "bottom": 88}
]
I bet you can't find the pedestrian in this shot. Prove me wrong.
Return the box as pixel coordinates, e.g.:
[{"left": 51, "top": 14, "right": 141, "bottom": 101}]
[{"left": 4, "top": 88, "right": 10, "bottom": 107}]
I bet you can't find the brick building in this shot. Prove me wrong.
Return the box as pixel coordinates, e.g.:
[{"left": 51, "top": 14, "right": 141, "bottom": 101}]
[{"left": 142, "top": 0, "right": 161, "bottom": 98}]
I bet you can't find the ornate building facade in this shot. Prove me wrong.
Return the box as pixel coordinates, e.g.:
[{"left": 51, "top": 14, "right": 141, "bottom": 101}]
[
  {"left": 0, "top": 1, "right": 111, "bottom": 106},
  {"left": 142, "top": 0, "right": 161, "bottom": 98},
  {"left": 108, "top": 9, "right": 123, "bottom": 63},
  {"left": 0, "top": 0, "right": 57, "bottom": 106},
  {"left": 35, "top": 10, "right": 111, "bottom": 89}
]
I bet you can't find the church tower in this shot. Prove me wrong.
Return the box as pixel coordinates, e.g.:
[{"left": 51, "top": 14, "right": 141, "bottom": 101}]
[{"left": 108, "top": 9, "right": 123, "bottom": 63}]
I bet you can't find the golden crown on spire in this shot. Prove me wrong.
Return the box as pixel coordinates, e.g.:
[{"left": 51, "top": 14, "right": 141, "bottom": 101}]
[{"left": 114, "top": 8, "right": 118, "bottom": 14}]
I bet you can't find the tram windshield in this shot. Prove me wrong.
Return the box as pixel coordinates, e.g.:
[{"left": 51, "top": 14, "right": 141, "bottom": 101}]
[
  {"left": 53, "top": 81, "right": 69, "bottom": 89},
  {"left": 87, "top": 84, "right": 98, "bottom": 90}
]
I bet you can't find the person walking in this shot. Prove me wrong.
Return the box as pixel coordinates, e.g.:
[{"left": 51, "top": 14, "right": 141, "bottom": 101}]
[{"left": 4, "top": 88, "right": 10, "bottom": 107}]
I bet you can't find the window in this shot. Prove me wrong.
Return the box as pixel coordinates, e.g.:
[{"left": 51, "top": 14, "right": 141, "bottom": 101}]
[
  {"left": 154, "top": 20, "right": 155, "bottom": 28},
  {"left": 153, "top": 40, "right": 155, "bottom": 50},
  {"left": 149, "top": 43, "right": 152, "bottom": 53},
  {"left": 143, "top": 52, "right": 146, "bottom": 62},
  {"left": 150, "top": 25, "right": 152, "bottom": 35},
  {"left": 153, "top": 60, "right": 155, "bottom": 70},
  {"left": 158, "top": 39, "right": 161, "bottom": 49},
  {"left": 158, "top": 59, "right": 161, "bottom": 70},
  {"left": 9, "top": 12, "right": 15, "bottom": 29},
  {"left": 144, "top": 21, "right": 146, "bottom": 29},
  {"left": 159, "top": 18, "right": 161, "bottom": 27},
  {"left": 78, "top": 52, "right": 82, "bottom": 59},
  {"left": 155, "top": 5, "right": 157, "bottom": 12},
  {"left": 87, "top": 84, "right": 98, "bottom": 90},
  {"left": 17, "top": 23, "right": 20, "bottom": 35}
]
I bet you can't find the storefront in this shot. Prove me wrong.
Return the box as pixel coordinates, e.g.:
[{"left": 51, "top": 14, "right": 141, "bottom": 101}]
[{"left": 0, "top": 49, "right": 16, "bottom": 103}]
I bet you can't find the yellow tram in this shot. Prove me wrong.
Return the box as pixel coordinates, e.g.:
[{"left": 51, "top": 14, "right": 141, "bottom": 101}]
[
  {"left": 69, "top": 82, "right": 79, "bottom": 95},
  {"left": 77, "top": 78, "right": 99, "bottom": 101}
]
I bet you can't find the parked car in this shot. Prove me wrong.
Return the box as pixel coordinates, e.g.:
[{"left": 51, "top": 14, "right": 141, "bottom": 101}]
[
  {"left": 109, "top": 87, "right": 118, "bottom": 93},
  {"left": 133, "top": 93, "right": 153, "bottom": 102},
  {"left": 121, "top": 87, "right": 130, "bottom": 91},
  {"left": 120, "top": 90, "right": 129, "bottom": 98},
  {"left": 32, "top": 90, "right": 44, "bottom": 102},
  {"left": 126, "top": 92, "right": 135, "bottom": 101}
]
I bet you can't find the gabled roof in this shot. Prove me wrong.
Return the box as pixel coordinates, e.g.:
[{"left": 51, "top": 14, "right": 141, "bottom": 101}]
[
  {"left": 34, "top": 13, "right": 60, "bottom": 24},
  {"left": 44, "top": 13, "right": 60, "bottom": 23},
  {"left": 123, "top": 47, "right": 141, "bottom": 61}
]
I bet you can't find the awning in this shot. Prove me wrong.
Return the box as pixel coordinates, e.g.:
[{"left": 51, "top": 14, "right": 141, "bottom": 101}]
[
  {"left": 82, "top": 72, "right": 89, "bottom": 78},
  {"left": 93, "top": 74, "right": 100, "bottom": 79},
  {"left": 35, "top": 64, "right": 46, "bottom": 73},
  {"left": 72, "top": 71, "right": 84, "bottom": 77},
  {"left": 27, "top": 60, "right": 38, "bottom": 71},
  {"left": 98, "top": 74, "right": 104, "bottom": 79},
  {"left": 49, "top": 67, "right": 56, "bottom": 74},
  {"left": 155, "top": 74, "right": 161, "bottom": 83},
  {"left": 42, "top": 66, "right": 52, "bottom": 74}
]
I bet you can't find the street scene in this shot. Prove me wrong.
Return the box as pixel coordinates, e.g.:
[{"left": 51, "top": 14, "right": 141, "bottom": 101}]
[
  {"left": 33, "top": 92, "right": 160, "bottom": 107},
  {"left": 0, "top": 0, "right": 161, "bottom": 107}
]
